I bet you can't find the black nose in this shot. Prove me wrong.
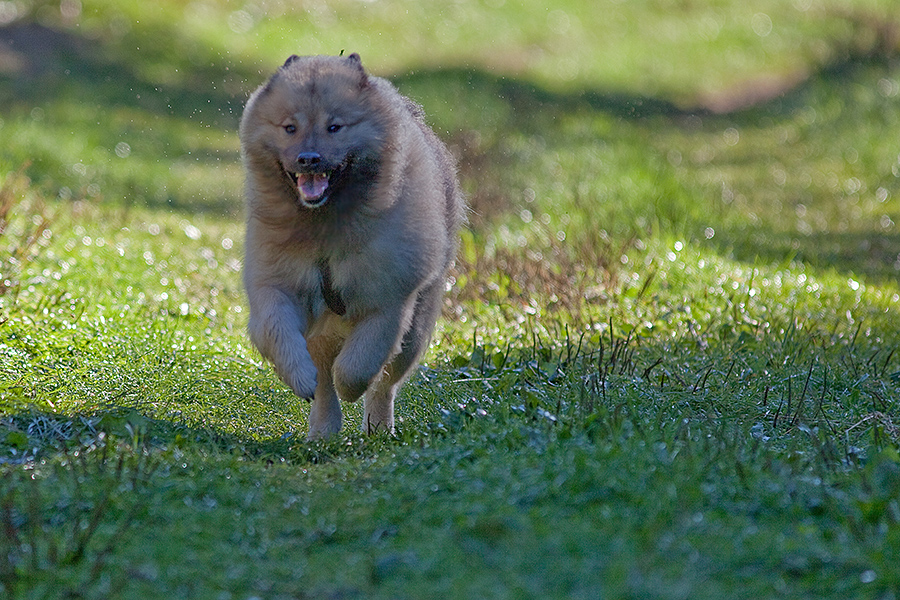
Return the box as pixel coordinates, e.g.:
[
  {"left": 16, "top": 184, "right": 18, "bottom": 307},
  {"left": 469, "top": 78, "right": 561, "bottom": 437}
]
[{"left": 297, "top": 152, "right": 322, "bottom": 168}]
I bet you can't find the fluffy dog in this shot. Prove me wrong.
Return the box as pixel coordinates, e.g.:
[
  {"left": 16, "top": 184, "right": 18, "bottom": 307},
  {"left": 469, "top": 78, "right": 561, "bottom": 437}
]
[{"left": 240, "top": 53, "right": 464, "bottom": 439}]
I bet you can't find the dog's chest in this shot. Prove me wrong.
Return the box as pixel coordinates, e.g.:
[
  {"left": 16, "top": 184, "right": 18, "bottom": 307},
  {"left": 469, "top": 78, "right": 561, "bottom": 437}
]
[
  {"left": 324, "top": 251, "right": 407, "bottom": 316},
  {"left": 317, "top": 259, "right": 346, "bottom": 316}
]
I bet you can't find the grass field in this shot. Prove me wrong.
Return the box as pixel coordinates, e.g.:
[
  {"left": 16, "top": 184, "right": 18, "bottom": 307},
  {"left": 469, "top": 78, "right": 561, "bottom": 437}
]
[{"left": 2, "top": 1, "right": 900, "bottom": 598}]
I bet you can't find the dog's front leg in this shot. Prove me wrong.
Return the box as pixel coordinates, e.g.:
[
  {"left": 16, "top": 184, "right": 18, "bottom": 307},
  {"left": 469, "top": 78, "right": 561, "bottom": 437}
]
[
  {"left": 332, "top": 301, "right": 414, "bottom": 411},
  {"left": 247, "top": 287, "right": 317, "bottom": 399}
]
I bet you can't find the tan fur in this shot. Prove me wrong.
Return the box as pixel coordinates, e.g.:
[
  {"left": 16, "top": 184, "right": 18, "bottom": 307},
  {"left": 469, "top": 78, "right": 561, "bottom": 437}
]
[{"left": 240, "top": 54, "right": 464, "bottom": 439}]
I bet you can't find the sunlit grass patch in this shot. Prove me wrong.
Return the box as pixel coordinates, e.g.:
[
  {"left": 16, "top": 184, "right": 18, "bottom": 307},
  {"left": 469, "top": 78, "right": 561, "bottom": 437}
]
[
  {"left": 1, "top": 0, "right": 900, "bottom": 598},
  {"left": 0, "top": 164, "right": 53, "bottom": 301}
]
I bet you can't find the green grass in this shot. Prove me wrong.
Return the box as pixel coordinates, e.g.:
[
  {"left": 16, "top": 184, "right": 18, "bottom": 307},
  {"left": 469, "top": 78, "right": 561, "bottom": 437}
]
[{"left": 2, "top": 0, "right": 900, "bottom": 598}]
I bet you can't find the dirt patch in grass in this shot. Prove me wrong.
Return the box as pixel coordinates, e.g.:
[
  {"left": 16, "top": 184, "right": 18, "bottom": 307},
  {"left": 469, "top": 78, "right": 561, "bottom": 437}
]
[{"left": 699, "top": 8, "right": 900, "bottom": 113}]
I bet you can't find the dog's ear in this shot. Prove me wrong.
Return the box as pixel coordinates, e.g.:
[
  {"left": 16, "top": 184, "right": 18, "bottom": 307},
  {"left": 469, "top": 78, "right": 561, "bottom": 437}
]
[
  {"left": 258, "top": 55, "right": 301, "bottom": 95},
  {"left": 344, "top": 52, "right": 369, "bottom": 88}
]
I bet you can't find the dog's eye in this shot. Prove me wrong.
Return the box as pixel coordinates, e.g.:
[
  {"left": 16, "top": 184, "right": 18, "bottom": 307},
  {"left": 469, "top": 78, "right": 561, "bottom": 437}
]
[
  {"left": 327, "top": 123, "right": 343, "bottom": 134},
  {"left": 284, "top": 124, "right": 297, "bottom": 134}
]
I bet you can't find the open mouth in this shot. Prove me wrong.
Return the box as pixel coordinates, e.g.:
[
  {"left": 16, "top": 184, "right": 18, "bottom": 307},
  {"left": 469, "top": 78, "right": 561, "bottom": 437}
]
[
  {"left": 281, "top": 156, "right": 352, "bottom": 209},
  {"left": 285, "top": 169, "right": 334, "bottom": 208},
  {"left": 296, "top": 171, "right": 332, "bottom": 206}
]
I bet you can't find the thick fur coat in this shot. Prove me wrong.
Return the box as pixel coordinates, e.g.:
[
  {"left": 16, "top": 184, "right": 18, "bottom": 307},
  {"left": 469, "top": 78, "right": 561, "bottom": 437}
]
[{"left": 240, "top": 53, "right": 464, "bottom": 438}]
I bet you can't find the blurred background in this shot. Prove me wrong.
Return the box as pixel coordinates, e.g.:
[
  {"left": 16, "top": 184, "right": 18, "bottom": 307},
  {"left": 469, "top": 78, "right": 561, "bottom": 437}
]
[{"left": 1, "top": 0, "right": 899, "bottom": 293}]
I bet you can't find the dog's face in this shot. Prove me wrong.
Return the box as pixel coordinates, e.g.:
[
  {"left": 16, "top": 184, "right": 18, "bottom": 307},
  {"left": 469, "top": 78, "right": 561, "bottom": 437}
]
[{"left": 242, "top": 53, "right": 389, "bottom": 209}]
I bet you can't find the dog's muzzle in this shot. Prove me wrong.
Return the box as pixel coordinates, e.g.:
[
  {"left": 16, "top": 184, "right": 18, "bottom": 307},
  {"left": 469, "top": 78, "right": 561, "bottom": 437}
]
[{"left": 285, "top": 152, "right": 344, "bottom": 209}]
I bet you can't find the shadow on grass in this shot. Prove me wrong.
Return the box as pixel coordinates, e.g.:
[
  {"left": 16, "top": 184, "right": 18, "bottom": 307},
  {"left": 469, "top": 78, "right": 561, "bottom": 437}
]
[
  {"left": 0, "top": 21, "right": 250, "bottom": 128},
  {"left": 0, "top": 404, "right": 365, "bottom": 467},
  {"left": 715, "top": 228, "right": 900, "bottom": 285},
  {"left": 0, "top": 20, "right": 252, "bottom": 212},
  {"left": 702, "top": 55, "right": 900, "bottom": 284},
  {"left": 394, "top": 66, "right": 695, "bottom": 123},
  {"left": 398, "top": 59, "right": 900, "bottom": 284}
]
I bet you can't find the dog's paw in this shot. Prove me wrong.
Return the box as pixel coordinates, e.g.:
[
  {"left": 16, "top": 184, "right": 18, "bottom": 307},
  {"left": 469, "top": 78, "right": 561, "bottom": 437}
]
[
  {"left": 306, "top": 421, "right": 340, "bottom": 441},
  {"left": 333, "top": 365, "right": 371, "bottom": 402},
  {"left": 280, "top": 361, "right": 317, "bottom": 400}
]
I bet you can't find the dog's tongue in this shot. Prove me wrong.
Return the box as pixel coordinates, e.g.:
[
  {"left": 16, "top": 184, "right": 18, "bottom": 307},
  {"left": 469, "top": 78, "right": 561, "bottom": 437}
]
[{"left": 297, "top": 173, "right": 329, "bottom": 203}]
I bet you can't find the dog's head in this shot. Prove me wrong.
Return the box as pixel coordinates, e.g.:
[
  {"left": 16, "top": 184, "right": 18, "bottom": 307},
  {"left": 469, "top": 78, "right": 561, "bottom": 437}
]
[{"left": 241, "top": 53, "right": 389, "bottom": 209}]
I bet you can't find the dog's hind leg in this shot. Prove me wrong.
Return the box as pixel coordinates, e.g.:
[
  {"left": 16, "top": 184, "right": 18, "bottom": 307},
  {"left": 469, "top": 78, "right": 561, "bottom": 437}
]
[
  {"left": 307, "top": 382, "right": 341, "bottom": 439},
  {"left": 362, "top": 280, "right": 444, "bottom": 435},
  {"left": 306, "top": 325, "right": 344, "bottom": 439},
  {"left": 363, "top": 378, "right": 397, "bottom": 435}
]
